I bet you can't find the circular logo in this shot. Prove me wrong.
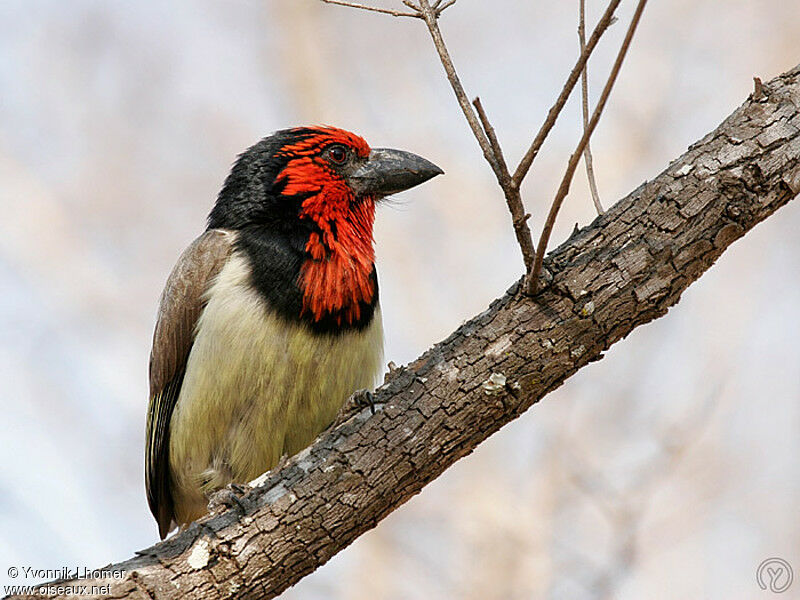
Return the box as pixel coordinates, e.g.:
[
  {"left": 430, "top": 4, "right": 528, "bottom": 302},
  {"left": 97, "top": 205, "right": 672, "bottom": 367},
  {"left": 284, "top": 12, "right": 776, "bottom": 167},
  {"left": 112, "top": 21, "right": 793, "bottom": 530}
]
[{"left": 757, "top": 558, "right": 794, "bottom": 594}]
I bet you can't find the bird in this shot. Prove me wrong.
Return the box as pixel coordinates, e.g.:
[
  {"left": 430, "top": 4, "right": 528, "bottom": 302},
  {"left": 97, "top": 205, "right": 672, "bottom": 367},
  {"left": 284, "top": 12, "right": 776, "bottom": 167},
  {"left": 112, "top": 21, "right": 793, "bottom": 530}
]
[{"left": 145, "top": 126, "right": 442, "bottom": 539}]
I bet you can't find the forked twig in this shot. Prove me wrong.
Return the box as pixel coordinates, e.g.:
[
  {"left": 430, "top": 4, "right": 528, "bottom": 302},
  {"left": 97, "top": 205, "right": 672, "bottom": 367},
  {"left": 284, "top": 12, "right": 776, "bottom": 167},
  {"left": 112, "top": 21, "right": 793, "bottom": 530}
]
[
  {"left": 527, "top": 0, "right": 648, "bottom": 294},
  {"left": 580, "top": 0, "right": 605, "bottom": 216},
  {"left": 319, "top": 0, "right": 641, "bottom": 281},
  {"left": 319, "top": 0, "right": 537, "bottom": 270},
  {"left": 415, "top": 0, "right": 536, "bottom": 269},
  {"left": 413, "top": 0, "right": 621, "bottom": 271}
]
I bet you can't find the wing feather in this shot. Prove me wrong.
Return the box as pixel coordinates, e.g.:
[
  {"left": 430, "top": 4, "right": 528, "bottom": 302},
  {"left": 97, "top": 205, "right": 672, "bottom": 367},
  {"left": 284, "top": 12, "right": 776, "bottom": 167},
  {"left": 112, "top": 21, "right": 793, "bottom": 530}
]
[{"left": 145, "top": 228, "right": 235, "bottom": 538}]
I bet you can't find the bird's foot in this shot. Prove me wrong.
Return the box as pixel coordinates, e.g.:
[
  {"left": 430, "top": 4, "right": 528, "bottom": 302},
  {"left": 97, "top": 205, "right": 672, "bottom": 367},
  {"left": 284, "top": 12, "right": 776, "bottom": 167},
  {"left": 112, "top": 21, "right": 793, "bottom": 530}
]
[{"left": 207, "top": 482, "right": 252, "bottom": 515}]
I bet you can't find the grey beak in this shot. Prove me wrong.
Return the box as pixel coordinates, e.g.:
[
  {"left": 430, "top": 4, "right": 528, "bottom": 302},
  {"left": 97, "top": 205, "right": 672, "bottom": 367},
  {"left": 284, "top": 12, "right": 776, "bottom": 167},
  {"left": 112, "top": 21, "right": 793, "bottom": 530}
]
[{"left": 349, "top": 148, "right": 443, "bottom": 198}]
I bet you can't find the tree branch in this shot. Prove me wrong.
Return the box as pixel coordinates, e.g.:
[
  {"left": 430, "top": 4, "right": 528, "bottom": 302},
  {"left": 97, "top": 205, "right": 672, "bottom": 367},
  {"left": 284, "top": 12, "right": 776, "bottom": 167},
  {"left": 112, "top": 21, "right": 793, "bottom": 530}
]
[{"left": 12, "top": 63, "right": 800, "bottom": 600}]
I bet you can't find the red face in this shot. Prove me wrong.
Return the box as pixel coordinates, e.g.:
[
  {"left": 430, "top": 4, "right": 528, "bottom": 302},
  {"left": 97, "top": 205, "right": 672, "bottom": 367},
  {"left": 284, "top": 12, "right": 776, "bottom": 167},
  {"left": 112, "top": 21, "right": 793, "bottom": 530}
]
[{"left": 275, "top": 127, "right": 377, "bottom": 326}]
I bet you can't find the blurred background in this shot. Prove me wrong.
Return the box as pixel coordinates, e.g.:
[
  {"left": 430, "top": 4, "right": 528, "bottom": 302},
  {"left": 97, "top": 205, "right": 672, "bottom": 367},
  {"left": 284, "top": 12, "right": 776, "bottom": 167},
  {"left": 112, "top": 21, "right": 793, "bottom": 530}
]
[{"left": 1, "top": 1, "right": 799, "bottom": 598}]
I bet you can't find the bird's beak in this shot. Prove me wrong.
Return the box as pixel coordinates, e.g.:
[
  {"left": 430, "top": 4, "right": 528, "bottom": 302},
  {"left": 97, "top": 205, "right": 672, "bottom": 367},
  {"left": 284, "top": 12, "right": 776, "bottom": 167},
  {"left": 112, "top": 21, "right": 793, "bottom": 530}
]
[{"left": 349, "top": 148, "right": 443, "bottom": 198}]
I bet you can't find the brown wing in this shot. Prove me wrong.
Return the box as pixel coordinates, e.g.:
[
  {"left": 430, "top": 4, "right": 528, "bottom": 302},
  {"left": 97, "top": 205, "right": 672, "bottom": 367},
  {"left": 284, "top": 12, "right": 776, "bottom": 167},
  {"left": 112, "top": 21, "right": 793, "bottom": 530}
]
[{"left": 145, "top": 228, "right": 235, "bottom": 538}]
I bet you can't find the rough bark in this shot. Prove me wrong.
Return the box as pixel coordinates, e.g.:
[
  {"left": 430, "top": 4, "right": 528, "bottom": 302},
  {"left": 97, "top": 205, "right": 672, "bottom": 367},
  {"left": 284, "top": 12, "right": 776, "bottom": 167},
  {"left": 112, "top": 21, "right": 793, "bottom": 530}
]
[{"left": 9, "top": 65, "right": 800, "bottom": 600}]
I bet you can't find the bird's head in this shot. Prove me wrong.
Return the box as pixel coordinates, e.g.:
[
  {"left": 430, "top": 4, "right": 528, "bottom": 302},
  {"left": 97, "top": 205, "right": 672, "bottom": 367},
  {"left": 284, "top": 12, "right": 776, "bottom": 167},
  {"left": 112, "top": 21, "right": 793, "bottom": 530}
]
[
  {"left": 208, "top": 126, "right": 442, "bottom": 328},
  {"left": 208, "top": 126, "right": 442, "bottom": 232}
]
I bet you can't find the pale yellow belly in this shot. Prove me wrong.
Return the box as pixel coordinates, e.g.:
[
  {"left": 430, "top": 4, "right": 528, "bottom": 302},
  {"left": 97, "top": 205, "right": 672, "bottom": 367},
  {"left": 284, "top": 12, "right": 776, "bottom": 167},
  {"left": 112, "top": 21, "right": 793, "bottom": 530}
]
[{"left": 168, "top": 253, "right": 383, "bottom": 525}]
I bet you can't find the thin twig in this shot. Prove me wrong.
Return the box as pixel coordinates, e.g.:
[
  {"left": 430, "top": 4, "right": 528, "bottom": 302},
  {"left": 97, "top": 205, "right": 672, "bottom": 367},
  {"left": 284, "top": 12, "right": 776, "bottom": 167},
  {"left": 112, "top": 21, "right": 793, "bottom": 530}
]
[
  {"left": 319, "top": 0, "right": 421, "bottom": 18},
  {"left": 528, "top": 0, "right": 648, "bottom": 294},
  {"left": 473, "top": 97, "right": 509, "bottom": 182},
  {"left": 512, "top": 0, "right": 623, "bottom": 188},
  {"left": 435, "top": 0, "right": 457, "bottom": 14},
  {"left": 579, "top": 0, "right": 605, "bottom": 215}
]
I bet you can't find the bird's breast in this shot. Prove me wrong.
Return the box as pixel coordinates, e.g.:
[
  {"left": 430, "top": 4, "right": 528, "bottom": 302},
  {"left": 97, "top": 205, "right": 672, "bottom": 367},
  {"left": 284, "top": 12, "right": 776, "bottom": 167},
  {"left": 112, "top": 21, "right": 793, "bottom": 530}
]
[{"left": 168, "top": 251, "right": 383, "bottom": 524}]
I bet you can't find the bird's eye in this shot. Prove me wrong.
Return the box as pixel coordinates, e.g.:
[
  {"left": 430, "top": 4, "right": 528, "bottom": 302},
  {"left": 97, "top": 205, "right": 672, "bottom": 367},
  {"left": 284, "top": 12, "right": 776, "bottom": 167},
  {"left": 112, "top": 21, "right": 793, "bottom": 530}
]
[{"left": 327, "top": 144, "right": 348, "bottom": 164}]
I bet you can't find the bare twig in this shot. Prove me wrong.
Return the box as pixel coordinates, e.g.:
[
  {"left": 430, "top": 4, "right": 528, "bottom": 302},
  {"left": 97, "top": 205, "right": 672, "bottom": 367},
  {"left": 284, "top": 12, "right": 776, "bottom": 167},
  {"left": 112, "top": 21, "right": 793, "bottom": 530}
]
[
  {"left": 319, "top": 0, "right": 421, "bottom": 18},
  {"left": 512, "top": 0, "right": 622, "bottom": 188},
  {"left": 423, "top": 0, "right": 456, "bottom": 17},
  {"left": 473, "top": 96, "right": 509, "bottom": 180},
  {"left": 436, "top": 0, "right": 457, "bottom": 13},
  {"left": 528, "top": 0, "right": 648, "bottom": 294},
  {"left": 318, "top": 0, "right": 623, "bottom": 275},
  {"left": 579, "top": 0, "right": 605, "bottom": 215}
]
